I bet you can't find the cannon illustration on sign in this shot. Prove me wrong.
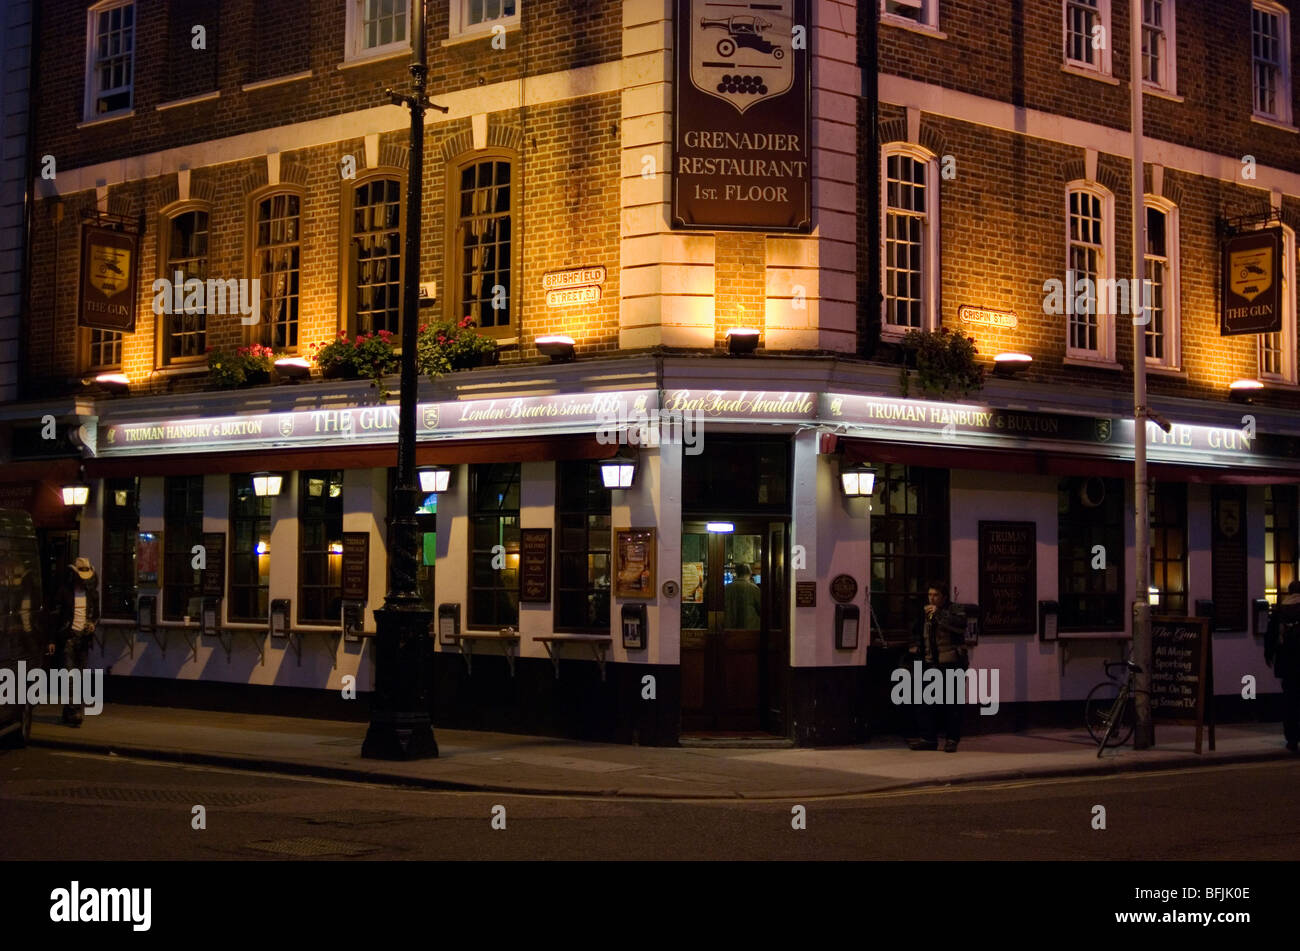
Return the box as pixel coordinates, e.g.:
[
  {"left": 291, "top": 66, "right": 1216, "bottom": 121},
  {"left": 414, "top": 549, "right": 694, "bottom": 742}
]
[
  {"left": 700, "top": 15, "right": 785, "bottom": 59},
  {"left": 1239, "top": 263, "right": 1266, "bottom": 279}
]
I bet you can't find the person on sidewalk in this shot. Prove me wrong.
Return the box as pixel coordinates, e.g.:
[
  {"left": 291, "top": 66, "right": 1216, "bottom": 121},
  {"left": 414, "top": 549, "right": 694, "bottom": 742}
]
[
  {"left": 907, "top": 581, "right": 968, "bottom": 753},
  {"left": 49, "top": 557, "right": 100, "bottom": 727},
  {"left": 1264, "top": 579, "right": 1300, "bottom": 753}
]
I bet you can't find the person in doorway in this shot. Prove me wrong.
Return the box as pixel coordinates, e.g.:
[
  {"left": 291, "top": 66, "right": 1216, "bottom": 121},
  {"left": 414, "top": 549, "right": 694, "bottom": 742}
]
[
  {"left": 724, "top": 562, "right": 762, "bottom": 630},
  {"left": 1265, "top": 579, "right": 1300, "bottom": 753},
  {"left": 50, "top": 557, "right": 100, "bottom": 726},
  {"left": 907, "top": 581, "right": 969, "bottom": 752}
]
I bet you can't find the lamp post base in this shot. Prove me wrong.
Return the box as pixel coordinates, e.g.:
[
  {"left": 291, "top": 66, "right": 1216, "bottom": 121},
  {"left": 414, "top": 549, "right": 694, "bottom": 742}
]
[{"left": 361, "top": 603, "right": 438, "bottom": 760}]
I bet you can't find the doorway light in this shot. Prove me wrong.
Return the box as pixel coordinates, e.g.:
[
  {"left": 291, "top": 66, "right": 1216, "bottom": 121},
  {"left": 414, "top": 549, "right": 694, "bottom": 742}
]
[{"left": 706, "top": 521, "right": 734, "bottom": 533}]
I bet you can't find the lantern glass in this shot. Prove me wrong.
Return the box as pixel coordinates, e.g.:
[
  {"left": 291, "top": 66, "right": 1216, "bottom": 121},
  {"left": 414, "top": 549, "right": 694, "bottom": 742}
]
[
  {"left": 252, "top": 472, "right": 283, "bottom": 497},
  {"left": 601, "top": 460, "right": 636, "bottom": 489},
  {"left": 419, "top": 467, "right": 451, "bottom": 493},
  {"left": 62, "top": 483, "right": 90, "bottom": 506},
  {"left": 840, "top": 468, "right": 876, "bottom": 498}
]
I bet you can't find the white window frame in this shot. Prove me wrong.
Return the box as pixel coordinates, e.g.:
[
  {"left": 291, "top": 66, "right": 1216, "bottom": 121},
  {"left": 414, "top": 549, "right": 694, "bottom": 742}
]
[
  {"left": 345, "top": 0, "right": 412, "bottom": 63},
  {"left": 1258, "top": 224, "right": 1297, "bottom": 385},
  {"left": 880, "top": 0, "right": 939, "bottom": 32},
  {"left": 1063, "top": 0, "right": 1112, "bottom": 77},
  {"left": 880, "top": 143, "right": 941, "bottom": 340},
  {"left": 1064, "top": 181, "right": 1117, "bottom": 363},
  {"left": 1252, "top": 1, "right": 1294, "bottom": 126},
  {"left": 83, "top": 0, "right": 136, "bottom": 122},
  {"left": 449, "top": 0, "right": 521, "bottom": 42},
  {"left": 1142, "top": 196, "right": 1180, "bottom": 370},
  {"left": 1141, "top": 0, "right": 1177, "bottom": 94}
]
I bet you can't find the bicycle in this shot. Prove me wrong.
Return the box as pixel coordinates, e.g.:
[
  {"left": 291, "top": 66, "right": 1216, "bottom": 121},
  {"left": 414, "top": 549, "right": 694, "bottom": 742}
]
[{"left": 1084, "top": 657, "right": 1145, "bottom": 757}]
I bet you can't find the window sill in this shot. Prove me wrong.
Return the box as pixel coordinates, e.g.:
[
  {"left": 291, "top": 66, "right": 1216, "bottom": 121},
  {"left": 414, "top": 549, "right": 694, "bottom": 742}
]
[
  {"left": 1250, "top": 113, "right": 1299, "bottom": 133},
  {"left": 441, "top": 20, "right": 522, "bottom": 47},
  {"left": 152, "top": 362, "right": 209, "bottom": 376},
  {"left": 1063, "top": 355, "right": 1123, "bottom": 371},
  {"left": 879, "top": 15, "right": 947, "bottom": 39},
  {"left": 156, "top": 91, "right": 220, "bottom": 111},
  {"left": 77, "top": 110, "right": 134, "bottom": 129},
  {"left": 1145, "top": 363, "right": 1185, "bottom": 378},
  {"left": 338, "top": 47, "right": 412, "bottom": 70},
  {"left": 1061, "top": 63, "right": 1119, "bottom": 85},
  {"left": 1143, "top": 84, "right": 1183, "bottom": 102},
  {"left": 241, "top": 70, "right": 312, "bottom": 92},
  {"left": 1260, "top": 376, "right": 1300, "bottom": 389}
]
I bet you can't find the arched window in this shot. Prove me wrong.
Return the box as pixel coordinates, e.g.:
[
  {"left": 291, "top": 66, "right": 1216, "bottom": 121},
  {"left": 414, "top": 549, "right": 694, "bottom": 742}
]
[
  {"left": 158, "top": 202, "right": 210, "bottom": 365},
  {"left": 1065, "top": 181, "right": 1116, "bottom": 363},
  {"left": 249, "top": 190, "right": 303, "bottom": 351},
  {"left": 1143, "top": 197, "right": 1179, "bottom": 369},
  {"left": 1259, "top": 224, "right": 1297, "bottom": 384},
  {"left": 881, "top": 144, "right": 939, "bottom": 335},
  {"left": 447, "top": 151, "right": 517, "bottom": 336},
  {"left": 348, "top": 175, "right": 403, "bottom": 337}
]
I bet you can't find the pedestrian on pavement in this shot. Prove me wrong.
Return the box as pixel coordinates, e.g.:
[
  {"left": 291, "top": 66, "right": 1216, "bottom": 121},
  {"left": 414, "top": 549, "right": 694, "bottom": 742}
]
[
  {"left": 1264, "top": 579, "right": 1300, "bottom": 753},
  {"left": 50, "top": 557, "right": 100, "bottom": 726},
  {"left": 907, "top": 581, "right": 969, "bottom": 753}
]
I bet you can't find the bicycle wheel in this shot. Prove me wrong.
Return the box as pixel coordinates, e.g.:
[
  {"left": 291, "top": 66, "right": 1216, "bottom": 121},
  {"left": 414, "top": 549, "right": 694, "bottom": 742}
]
[{"left": 1085, "top": 682, "right": 1133, "bottom": 747}]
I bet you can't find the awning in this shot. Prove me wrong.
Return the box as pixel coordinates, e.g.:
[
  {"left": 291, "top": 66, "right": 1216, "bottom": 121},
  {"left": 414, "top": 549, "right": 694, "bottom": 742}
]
[
  {"left": 841, "top": 439, "right": 1300, "bottom": 485},
  {"left": 83, "top": 433, "right": 619, "bottom": 478}
]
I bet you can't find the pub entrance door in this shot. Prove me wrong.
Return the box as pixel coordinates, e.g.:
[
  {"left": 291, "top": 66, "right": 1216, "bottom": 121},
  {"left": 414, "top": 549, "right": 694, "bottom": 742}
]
[{"left": 680, "top": 519, "right": 786, "bottom": 733}]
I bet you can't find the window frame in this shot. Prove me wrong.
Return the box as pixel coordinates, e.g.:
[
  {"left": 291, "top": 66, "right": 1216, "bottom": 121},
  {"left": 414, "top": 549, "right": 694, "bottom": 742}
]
[
  {"left": 554, "top": 461, "right": 613, "bottom": 635},
  {"left": 1141, "top": 0, "right": 1177, "bottom": 94},
  {"left": 1265, "top": 484, "right": 1299, "bottom": 604},
  {"left": 101, "top": 476, "right": 140, "bottom": 619},
  {"left": 1057, "top": 476, "right": 1126, "bottom": 633},
  {"left": 297, "top": 470, "right": 345, "bottom": 626},
  {"left": 228, "top": 474, "right": 273, "bottom": 623},
  {"left": 880, "top": 143, "right": 940, "bottom": 340},
  {"left": 1064, "top": 180, "right": 1117, "bottom": 363},
  {"left": 467, "top": 463, "right": 521, "bottom": 630},
  {"left": 1252, "top": 1, "right": 1294, "bottom": 125},
  {"left": 449, "top": 0, "right": 520, "bottom": 42},
  {"left": 1143, "top": 196, "right": 1180, "bottom": 370},
  {"left": 869, "top": 464, "right": 951, "bottom": 647},
  {"left": 83, "top": 0, "right": 136, "bottom": 121},
  {"left": 1148, "top": 481, "right": 1188, "bottom": 616},
  {"left": 445, "top": 149, "right": 520, "bottom": 340},
  {"left": 156, "top": 200, "right": 212, "bottom": 368},
  {"left": 246, "top": 186, "right": 306, "bottom": 353},
  {"left": 1062, "top": 0, "right": 1112, "bottom": 76},
  {"left": 1257, "top": 223, "right": 1297, "bottom": 385},
  {"left": 880, "top": 0, "right": 939, "bottom": 32},
  {"left": 344, "top": 0, "right": 412, "bottom": 63},
  {"left": 162, "top": 475, "right": 204, "bottom": 621},
  {"left": 342, "top": 171, "right": 406, "bottom": 339}
]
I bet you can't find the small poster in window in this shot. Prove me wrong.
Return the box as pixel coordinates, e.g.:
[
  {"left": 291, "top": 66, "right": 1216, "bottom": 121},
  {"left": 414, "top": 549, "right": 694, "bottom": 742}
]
[
  {"left": 682, "top": 562, "right": 705, "bottom": 603},
  {"left": 136, "top": 531, "right": 161, "bottom": 586},
  {"left": 615, "top": 528, "right": 656, "bottom": 599}
]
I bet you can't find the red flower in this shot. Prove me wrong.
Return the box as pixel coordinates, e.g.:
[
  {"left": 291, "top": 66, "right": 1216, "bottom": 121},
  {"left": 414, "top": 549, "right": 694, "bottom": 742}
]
[{"left": 338, "top": 330, "right": 348, "bottom": 338}]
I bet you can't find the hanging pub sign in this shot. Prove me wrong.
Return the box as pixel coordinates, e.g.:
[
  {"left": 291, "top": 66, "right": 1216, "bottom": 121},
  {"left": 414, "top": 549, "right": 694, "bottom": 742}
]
[
  {"left": 672, "top": 0, "right": 811, "bottom": 232},
  {"left": 1220, "top": 227, "right": 1283, "bottom": 336},
  {"left": 78, "top": 223, "right": 139, "bottom": 333}
]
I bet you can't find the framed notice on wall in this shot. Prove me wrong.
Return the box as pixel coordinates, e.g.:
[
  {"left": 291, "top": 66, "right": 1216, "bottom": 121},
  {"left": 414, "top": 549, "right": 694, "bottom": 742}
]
[
  {"left": 615, "top": 528, "right": 656, "bottom": 599},
  {"left": 201, "top": 532, "right": 225, "bottom": 597},
  {"left": 136, "top": 531, "right": 161, "bottom": 586},
  {"left": 519, "top": 528, "right": 552, "bottom": 603},
  {"left": 978, "top": 521, "right": 1037, "bottom": 635},
  {"left": 341, "top": 533, "right": 369, "bottom": 602},
  {"left": 672, "top": 0, "right": 811, "bottom": 231}
]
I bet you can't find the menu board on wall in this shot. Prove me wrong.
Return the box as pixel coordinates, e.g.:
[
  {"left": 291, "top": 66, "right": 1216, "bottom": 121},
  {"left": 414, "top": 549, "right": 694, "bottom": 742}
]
[
  {"left": 136, "top": 532, "right": 161, "bottom": 586},
  {"left": 616, "top": 528, "right": 656, "bottom": 599},
  {"left": 682, "top": 562, "right": 705, "bottom": 603},
  {"left": 978, "top": 521, "right": 1036, "bottom": 635},
  {"left": 341, "top": 533, "right": 369, "bottom": 602},
  {"left": 519, "top": 529, "right": 552, "bottom": 603},
  {"left": 1211, "top": 486, "right": 1248, "bottom": 630},
  {"left": 201, "top": 532, "right": 225, "bottom": 598},
  {"left": 1151, "top": 615, "right": 1215, "bottom": 753}
]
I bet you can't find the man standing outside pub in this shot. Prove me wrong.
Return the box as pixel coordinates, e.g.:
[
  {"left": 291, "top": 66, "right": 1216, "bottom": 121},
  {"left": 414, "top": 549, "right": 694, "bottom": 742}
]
[
  {"left": 907, "top": 581, "right": 969, "bottom": 752},
  {"left": 49, "top": 557, "right": 100, "bottom": 726}
]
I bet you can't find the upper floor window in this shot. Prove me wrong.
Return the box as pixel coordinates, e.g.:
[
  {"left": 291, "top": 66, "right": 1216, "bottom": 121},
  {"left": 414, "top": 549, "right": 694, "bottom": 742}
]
[
  {"left": 85, "top": 1, "right": 135, "bottom": 119},
  {"left": 881, "top": 0, "right": 938, "bottom": 30},
  {"left": 1253, "top": 2, "right": 1293, "bottom": 124},
  {"left": 882, "top": 146, "right": 938, "bottom": 335},
  {"left": 451, "top": 0, "right": 519, "bottom": 39},
  {"left": 1144, "top": 200, "right": 1180, "bottom": 369},
  {"left": 1259, "top": 225, "right": 1297, "bottom": 384},
  {"left": 253, "top": 192, "right": 302, "bottom": 351},
  {"left": 1064, "top": 0, "right": 1111, "bottom": 75},
  {"left": 450, "top": 154, "right": 515, "bottom": 335},
  {"left": 160, "top": 208, "right": 209, "bottom": 365},
  {"left": 346, "top": 0, "right": 410, "bottom": 61},
  {"left": 1066, "top": 183, "right": 1116, "bottom": 362},
  {"left": 350, "top": 177, "right": 403, "bottom": 336},
  {"left": 1142, "top": 0, "right": 1176, "bottom": 93},
  {"left": 86, "top": 330, "right": 122, "bottom": 372}
]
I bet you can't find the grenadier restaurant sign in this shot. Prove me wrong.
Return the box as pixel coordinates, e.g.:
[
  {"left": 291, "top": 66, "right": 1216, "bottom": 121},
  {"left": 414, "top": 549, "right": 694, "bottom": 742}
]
[
  {"left": 672, "top": 0, "right": 811, "bottom": 232},
  {"left": 1221, "top": 228, "right": 1283, "bottom": 336},
  {"left": 79, "top": 224, "right": 139, "bottom": 333}
]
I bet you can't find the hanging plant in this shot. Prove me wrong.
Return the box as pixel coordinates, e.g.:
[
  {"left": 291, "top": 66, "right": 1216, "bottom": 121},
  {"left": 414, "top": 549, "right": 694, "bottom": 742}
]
[
  {"left": 311, "top": 330, "right": 400, "bottom": 398},
  {"left": 416, "top": 316, "right": 499, "bottom": 380},
  {"left": 206, "top": 344, "right": 276, "bottom": 389},
  {"left": 898, "top": 326, "right": 985, "bottom": 400}
]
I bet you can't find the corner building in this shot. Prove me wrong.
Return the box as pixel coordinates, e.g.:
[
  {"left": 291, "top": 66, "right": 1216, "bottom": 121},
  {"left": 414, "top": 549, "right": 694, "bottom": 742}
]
[{"left": 4, "top": 0, "right": 1299, "bottom": 745}]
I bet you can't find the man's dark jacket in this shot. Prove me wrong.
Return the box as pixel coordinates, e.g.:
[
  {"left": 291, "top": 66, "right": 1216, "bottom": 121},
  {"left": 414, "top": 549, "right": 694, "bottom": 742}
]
[
  {"left": 1265, "top": 593, "right": 1300, "bottom": 679},
  {"left": 912, "top": 602, "right": 968, "bottom": 666},
  {"left": 52, "top": 570, "right": 100, "bottom": 655}
]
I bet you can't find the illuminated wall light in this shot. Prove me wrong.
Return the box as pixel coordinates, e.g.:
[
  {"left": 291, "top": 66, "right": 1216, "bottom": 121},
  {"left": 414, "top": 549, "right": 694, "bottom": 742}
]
[
  {"left": 274, "top": 356, "right": 311, "bottom": 380},
  {"left": 329, "top": 542, "right": 344, "bottom": 555},
  {"left": 61, "top": 483, "right": 90, "bottom": 507},
  {"left": 839, "top": 465, "right": 876, "bottom": 498},
  {"left": 725, "top": 327, "right": 760, "bottom": 355},
  {"left": 1230, "top": 379, "right": 1264, "bottom": 402},
  {"left": 706, "top": 521, "right": 735, "bottom": 533},
  {"left": 329, "top": 481, "right": 342, "bottom": 498},
  {"left": 418, "top": 467, "right": 452, "bottom": 493},
  {"left": 307, "top": 478, "right": 324, "bottom": 497},
  {"left": 536, "top": 334, "right": 576, "bottom": 362},
  {"left": 993, "top": 352, "right": 1033, "bottom": 377},
  {"left": 252, "top": 472, "right": 283, "bottom": 497},
  {"left": 1148, "top": 585, "right": 1160, "bottom": 606},
  {"left": 93, "top": 372, "right": 130, "bottom": 394},
  {"left": 256, "top": 541, "right": 270, "bottom": 556},
  {"left": 600, "top": 451, "right": 637, "bottom": 489}
]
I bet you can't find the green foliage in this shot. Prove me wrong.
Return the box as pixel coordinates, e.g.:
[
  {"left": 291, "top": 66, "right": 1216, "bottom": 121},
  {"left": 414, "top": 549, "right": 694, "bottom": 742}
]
[
  {"left": 898, "top": 326, "right": 985, "bottom": 399},
  {"left": 416, "top": 316, "right": 498, "bottom": 380},
  {"left": 311, "top": 329, "right": 400, "bottom": 398},
  {"left": 206, "top": 343, "right": 274, "bottom": 388}
]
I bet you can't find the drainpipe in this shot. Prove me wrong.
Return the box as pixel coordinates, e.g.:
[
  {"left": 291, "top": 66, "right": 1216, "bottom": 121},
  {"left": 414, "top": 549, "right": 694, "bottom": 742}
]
[{"left": 861, "top": 0, "right": 881, "bottom": 358}]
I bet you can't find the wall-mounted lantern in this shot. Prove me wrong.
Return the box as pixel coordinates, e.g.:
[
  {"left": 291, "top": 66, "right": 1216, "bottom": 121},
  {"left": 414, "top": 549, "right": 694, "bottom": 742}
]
[
  {"left": 600, "top": 449, "right": 637, "bottom": 489},
  {"left": 418, "top": 466, "right": 452, "bottom": 494},
  {"left": 839, "top": 463, "right": 876, "bottom": 498},
  {"left": 252, "top": 472, "right": 283, "bottom": 497},
  {"left": 535, "top": 334, "right": 576, "bottom": 363},
  {"left": 61, "top": 482, "right": 91, "bottom": 507}
]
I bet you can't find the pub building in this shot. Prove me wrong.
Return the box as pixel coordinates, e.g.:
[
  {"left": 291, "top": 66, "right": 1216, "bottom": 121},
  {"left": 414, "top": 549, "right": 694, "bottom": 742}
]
[{"left": 3, "top": 1, "right": 1300, "bottom": 745}]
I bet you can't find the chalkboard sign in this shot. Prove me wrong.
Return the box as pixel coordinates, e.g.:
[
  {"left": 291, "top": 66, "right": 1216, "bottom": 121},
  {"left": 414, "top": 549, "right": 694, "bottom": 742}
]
[
  {"left": 519, "top": 528, "right": 552, "bottom": 603},
  {"left": 201, "top": 532, "right": 225, "bottom": 597},
  {"left": 1211, "top": 486, "right": 1247, "bottom": 630},
  {"left": 978, "top": 521, "right": 1037, "bottom": 635},
  {"left": 341, "top": 533, "right": 369, "bottom": 602},
  {"left": 1151, "top": 614, "right": 1215, "bottom": 753}
]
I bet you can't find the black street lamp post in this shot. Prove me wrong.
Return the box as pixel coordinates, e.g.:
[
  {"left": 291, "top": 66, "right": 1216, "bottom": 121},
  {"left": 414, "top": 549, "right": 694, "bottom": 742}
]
[{"left": 362, "top": 0, "right": 448, "bottom": 760}]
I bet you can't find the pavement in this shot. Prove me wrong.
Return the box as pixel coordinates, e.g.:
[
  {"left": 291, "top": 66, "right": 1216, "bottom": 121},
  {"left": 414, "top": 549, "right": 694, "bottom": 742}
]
[{"left": 25, "top": 705, "right": 1298, "bottom": 799}]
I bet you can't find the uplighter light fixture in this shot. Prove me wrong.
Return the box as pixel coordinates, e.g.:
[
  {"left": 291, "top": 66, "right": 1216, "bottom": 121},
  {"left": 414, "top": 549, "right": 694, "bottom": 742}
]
[
  {"left": 61, "top": 482, "right": 91, "bottom": 507},
  {"left": 993, "top": 352, "right": 1033, "bottom": 377},
  {"left": 600, "top": 449, "right": 637, "bottom": 489},
  {"left": 1230, "top": 379, "right": 1264, "bottom": 402},
  {"left": 94, "top": 372, "right": 130, "bottom": 394},
  {"left": 251, "top": 472, "right": 283, "bottom": 497},
  {"left": 535, "top": 334, "right": 576, "bottom": 362},
  {"left": 725, "top": 327, "right": 760, "bottom": 355},
  {"left": 839, "top": 464, "right": 876, "bottom": 498},
  {"left": 418, "top": 466, "right": 452, "bottom": 494},
  {"left": 275, "top": 356, "right": 311, "bottom": 380}
]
